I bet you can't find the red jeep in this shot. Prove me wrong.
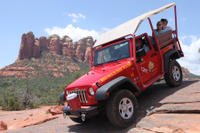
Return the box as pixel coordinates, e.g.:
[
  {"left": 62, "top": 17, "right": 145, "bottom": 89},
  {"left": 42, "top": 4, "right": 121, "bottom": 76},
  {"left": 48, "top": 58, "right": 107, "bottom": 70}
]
[{"left": 61, "top": 3, "right": 184, "bottom": 128}]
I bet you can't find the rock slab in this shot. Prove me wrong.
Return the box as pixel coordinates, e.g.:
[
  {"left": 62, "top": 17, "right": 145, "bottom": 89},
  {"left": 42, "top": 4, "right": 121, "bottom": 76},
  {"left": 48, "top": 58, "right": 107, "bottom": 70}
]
[{"left": 0, "top": 120, "right": 7, "bottom": 131}]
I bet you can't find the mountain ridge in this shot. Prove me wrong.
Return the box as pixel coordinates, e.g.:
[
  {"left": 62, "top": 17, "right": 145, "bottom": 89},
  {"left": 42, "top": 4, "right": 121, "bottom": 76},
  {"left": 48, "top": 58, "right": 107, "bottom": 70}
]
[
  {"left": 0, "top": 32, "right": 94, "bottom": 78},
  {"left": 17, "top": 31, "right": 95, "bottom": 63}
]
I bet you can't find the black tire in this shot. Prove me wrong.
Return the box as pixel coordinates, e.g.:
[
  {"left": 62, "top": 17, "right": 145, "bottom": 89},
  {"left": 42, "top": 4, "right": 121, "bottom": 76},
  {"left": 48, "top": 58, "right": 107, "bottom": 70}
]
[
  {"left": 164, "top": 60, "right": 182, "bottom": 87},
  {"left": 106, "top": 89, "right": 138, "bottom": 128}
]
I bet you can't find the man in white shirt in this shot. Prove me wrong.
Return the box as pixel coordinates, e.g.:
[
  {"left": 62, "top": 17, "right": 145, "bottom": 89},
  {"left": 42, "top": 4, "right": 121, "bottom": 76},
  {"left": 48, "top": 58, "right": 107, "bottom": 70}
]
[{"left": 161, "top": 18, "right": 172, "bottom": 31}]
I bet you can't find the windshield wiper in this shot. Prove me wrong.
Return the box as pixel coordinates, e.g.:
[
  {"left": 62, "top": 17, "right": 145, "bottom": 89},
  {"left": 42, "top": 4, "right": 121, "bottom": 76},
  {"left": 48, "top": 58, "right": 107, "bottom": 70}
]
[
  {"left": 95, "top": 63, "right": 104, "bottom": 67},
  {"left": 105, "top": 59, "right": 121, "bottom": 64},
  {"left": 112, "top": 60, "right": 120, "bottom": 64},
  {"left": 94, "top": 59, "right": 120, "bottom": 66}
]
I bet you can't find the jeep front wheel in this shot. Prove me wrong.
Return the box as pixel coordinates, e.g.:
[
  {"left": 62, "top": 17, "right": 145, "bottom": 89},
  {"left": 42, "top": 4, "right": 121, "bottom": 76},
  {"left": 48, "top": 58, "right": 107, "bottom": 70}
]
[
  {"left": 164, "top": 60, "right": 182, "bottom": 87},
  {"left": 106, "top": 89, "right": 138, "bottom": 128}
]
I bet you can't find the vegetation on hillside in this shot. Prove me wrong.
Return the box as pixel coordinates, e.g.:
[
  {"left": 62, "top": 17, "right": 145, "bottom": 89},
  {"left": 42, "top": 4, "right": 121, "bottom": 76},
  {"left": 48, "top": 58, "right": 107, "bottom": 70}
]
[{"left": 0, "top": 52, "right": 89, "bottom": 110}]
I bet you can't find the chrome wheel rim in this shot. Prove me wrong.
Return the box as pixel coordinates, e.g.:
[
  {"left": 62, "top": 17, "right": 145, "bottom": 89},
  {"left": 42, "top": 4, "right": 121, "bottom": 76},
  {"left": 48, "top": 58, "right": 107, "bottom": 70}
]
[
  {"left": 119, "top": 97, "right": 134, "bottom": 119},
  {"left": 172, "top": 66, "right": 180, "bottom": 81}
]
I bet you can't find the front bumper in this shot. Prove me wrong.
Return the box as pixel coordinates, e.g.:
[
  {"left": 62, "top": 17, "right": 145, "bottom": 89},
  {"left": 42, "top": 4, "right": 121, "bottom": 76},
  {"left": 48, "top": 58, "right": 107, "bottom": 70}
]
[{"left": 63, "top": 105, "right": 99, "bottom": 120}]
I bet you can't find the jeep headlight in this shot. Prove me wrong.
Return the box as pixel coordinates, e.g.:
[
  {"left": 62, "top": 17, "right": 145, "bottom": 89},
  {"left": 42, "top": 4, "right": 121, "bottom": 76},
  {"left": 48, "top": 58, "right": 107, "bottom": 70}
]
[{"left": 88, "top": 87, "right": 94, "bottom": 95}]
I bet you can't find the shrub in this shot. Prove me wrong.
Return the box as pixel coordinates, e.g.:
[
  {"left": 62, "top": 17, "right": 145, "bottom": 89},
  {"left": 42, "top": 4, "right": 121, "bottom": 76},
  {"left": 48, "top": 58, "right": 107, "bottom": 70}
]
[{"left": 1, "top": 88, "right": 23, "bottom": 110}]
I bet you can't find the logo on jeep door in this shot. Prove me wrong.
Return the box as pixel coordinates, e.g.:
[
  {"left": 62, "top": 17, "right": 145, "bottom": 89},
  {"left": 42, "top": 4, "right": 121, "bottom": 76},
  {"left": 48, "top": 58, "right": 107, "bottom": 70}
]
[{"left": 148, "top": 61, "right": 155, "bottom": 72}]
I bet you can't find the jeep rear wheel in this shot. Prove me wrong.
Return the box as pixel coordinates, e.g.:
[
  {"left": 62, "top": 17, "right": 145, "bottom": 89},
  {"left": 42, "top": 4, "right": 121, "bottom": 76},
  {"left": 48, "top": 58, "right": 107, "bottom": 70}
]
[
  {"left": 164, "top": 60, "right": 182, "bottom": 87},
  {"left": 106, "top": 89, "right": 138, "bottom": 128}
]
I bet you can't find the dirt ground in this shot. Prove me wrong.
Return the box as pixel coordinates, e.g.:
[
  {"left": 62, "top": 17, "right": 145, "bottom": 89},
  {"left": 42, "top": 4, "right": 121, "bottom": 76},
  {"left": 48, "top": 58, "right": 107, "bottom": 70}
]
[{"left": 1, "top": 80, "right": 200, "bottom": 133}]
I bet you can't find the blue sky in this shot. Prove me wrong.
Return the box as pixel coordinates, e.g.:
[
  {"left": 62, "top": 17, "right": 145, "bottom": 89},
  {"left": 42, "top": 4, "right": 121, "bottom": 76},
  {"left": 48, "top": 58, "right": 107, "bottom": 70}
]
[{"left": 0, "top": 0, "right": 200, "bottom": 75}]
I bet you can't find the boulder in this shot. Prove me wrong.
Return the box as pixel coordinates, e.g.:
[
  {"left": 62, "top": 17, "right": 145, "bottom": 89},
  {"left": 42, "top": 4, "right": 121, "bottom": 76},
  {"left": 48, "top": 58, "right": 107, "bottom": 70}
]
[
  {"left": 0, "top": 121, "right": 7, "bottom": 131},
  {"left": 48, "top": 106, "right": 64, "bottom": 115}
]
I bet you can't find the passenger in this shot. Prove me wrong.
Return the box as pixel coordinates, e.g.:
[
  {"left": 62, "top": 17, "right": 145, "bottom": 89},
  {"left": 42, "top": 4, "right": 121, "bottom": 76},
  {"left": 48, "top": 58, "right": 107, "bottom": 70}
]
[
  {"left": 161, "top": 18, "right": 172, "bottom": 31},
  {"left": 154, "top": 21, "right": 166, "bottom": 36}
]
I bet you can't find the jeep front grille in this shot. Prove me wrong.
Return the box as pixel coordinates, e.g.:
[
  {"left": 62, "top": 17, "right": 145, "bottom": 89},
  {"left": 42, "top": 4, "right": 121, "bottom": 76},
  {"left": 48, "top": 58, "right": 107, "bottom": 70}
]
[{"left": 68, "top": 89, "right": 88, "bottom": 103}]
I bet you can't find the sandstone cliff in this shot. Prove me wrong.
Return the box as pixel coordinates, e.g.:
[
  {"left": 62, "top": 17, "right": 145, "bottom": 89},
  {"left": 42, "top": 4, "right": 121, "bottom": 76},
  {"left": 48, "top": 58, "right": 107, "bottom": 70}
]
[
  {"left": 18, "top": 32, "right": 40, "bottom": 59},
  {"left": 17, "top": 32, "right": 95, "bottom": 63},
  {"left": 0, "top": 32, "right": 93, "bottom": 78}
]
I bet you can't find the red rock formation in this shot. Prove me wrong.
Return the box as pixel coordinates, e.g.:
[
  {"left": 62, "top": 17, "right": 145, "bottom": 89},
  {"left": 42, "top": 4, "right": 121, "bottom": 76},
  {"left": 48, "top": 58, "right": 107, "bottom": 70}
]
[
  {"left": 0, "top": 65, "right": 36, "bottom": 78},
  {"left": 33, "top": 39, "right": 41, "bottom": 57},
  {"left": 61, "top": 36, "right": 94, "bottom": 63},
  {"left": 0, "top": 121, "right": 7, "bottom": 131},
  {"left": 85, "top": 47, "right": 92, "bottom": 63},
  {"left": 75, "top": 43, "right": 87, "bottom": 61},
  {"left": 75, "top": 36, "right": 94, "bottom": 62},
  {"left": 182, "top": 67, "right": 190, "bottom": 75},
  {"left": 62, "top": 36, "right": 75, "bottom": 58},
  {"left": 18, "top": 32, "right": 41, "bottom": 60},
  {"left": 48, "top": 35, "right": 62, "bottom": 55},
  {"left": 18, "top": 32, "right": 35, "bottom": 60},
  {"left": 83, "top": 36, "right": 94, "bottom": 63},
  {"left": 39, "top": 36, "right": 49, "bottom": 51},
  {"left": 17, "top": 32, "right": 94, "bottom": 64}
]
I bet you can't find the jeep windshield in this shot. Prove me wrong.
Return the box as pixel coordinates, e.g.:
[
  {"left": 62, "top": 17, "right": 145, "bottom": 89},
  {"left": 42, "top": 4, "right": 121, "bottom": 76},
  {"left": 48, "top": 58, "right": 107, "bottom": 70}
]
[{"left": 94, "top": 40, "right": 130, "bottom": 66}]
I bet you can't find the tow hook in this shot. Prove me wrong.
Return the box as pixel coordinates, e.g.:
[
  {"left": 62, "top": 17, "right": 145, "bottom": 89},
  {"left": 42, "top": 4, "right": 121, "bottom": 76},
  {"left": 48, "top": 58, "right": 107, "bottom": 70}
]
[{"left": 81, "top": 113, "right": 86, "bottom": 122}]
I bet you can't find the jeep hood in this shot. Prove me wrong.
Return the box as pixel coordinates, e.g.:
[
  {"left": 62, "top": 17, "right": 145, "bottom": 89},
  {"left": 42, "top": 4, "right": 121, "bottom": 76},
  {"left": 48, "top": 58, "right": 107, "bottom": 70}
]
[{"left": 66, "top": 61, "right": 132, "bottom": 88}]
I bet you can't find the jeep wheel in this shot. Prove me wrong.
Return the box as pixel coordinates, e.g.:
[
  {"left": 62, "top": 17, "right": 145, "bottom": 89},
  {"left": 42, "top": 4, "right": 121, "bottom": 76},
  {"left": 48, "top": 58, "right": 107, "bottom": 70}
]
[
  {"left": 106, "top": 89, "right": 138, "bottom": 128},
  {"left": 164, "top": 60, "right": 182, "bottom": 87}
]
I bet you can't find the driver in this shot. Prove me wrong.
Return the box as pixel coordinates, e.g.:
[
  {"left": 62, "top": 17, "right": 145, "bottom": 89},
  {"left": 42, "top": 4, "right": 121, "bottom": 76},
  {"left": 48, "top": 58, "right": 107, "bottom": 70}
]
[
  {"left": 109, "top": 47, "right": 118, "bottom": 60},
  {"left": 136, "top": 38, "right": 150, "bottom": 53}
]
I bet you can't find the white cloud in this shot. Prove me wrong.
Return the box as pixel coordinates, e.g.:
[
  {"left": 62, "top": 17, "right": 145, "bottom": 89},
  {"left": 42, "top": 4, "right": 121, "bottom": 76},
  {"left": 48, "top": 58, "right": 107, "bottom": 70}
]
[
  {"left": 68, "top": 13, "right": 86, "bottom": 23},
  {"left": 178, "top": 35, "right": 200, "bottom": 75},
  {"left": 45, "top": 24, "right": 100, "bottom": 41}
]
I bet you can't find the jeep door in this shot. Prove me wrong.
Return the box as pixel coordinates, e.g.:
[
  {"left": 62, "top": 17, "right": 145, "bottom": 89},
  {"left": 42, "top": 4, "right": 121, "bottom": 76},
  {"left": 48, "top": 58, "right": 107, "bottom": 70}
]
[{"left": 135, "top": 34, "right": 162, "bottom": 84}]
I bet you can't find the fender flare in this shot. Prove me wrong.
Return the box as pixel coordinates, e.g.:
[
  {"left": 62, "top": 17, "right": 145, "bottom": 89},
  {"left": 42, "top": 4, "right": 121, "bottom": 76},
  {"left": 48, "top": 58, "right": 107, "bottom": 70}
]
[
  {"left": 163, "top": 49, "right": 180, "bottom": 73},
  {"left": 95, "top": 76, "right": 140, "bottom": 101}
]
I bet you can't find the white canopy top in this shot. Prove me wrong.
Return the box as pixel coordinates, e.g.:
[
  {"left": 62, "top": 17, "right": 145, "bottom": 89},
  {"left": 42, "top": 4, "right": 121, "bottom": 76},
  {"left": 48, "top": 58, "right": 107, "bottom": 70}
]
[{"left": 93, "top": 3, "right": 176, "bottom": 48}]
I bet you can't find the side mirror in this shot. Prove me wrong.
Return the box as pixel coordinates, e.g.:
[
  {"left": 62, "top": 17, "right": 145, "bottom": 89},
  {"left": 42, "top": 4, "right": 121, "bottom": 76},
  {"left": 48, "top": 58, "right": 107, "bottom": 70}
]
[{"left": 136, "top": 48, "right": 146, "bottom": 58}]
